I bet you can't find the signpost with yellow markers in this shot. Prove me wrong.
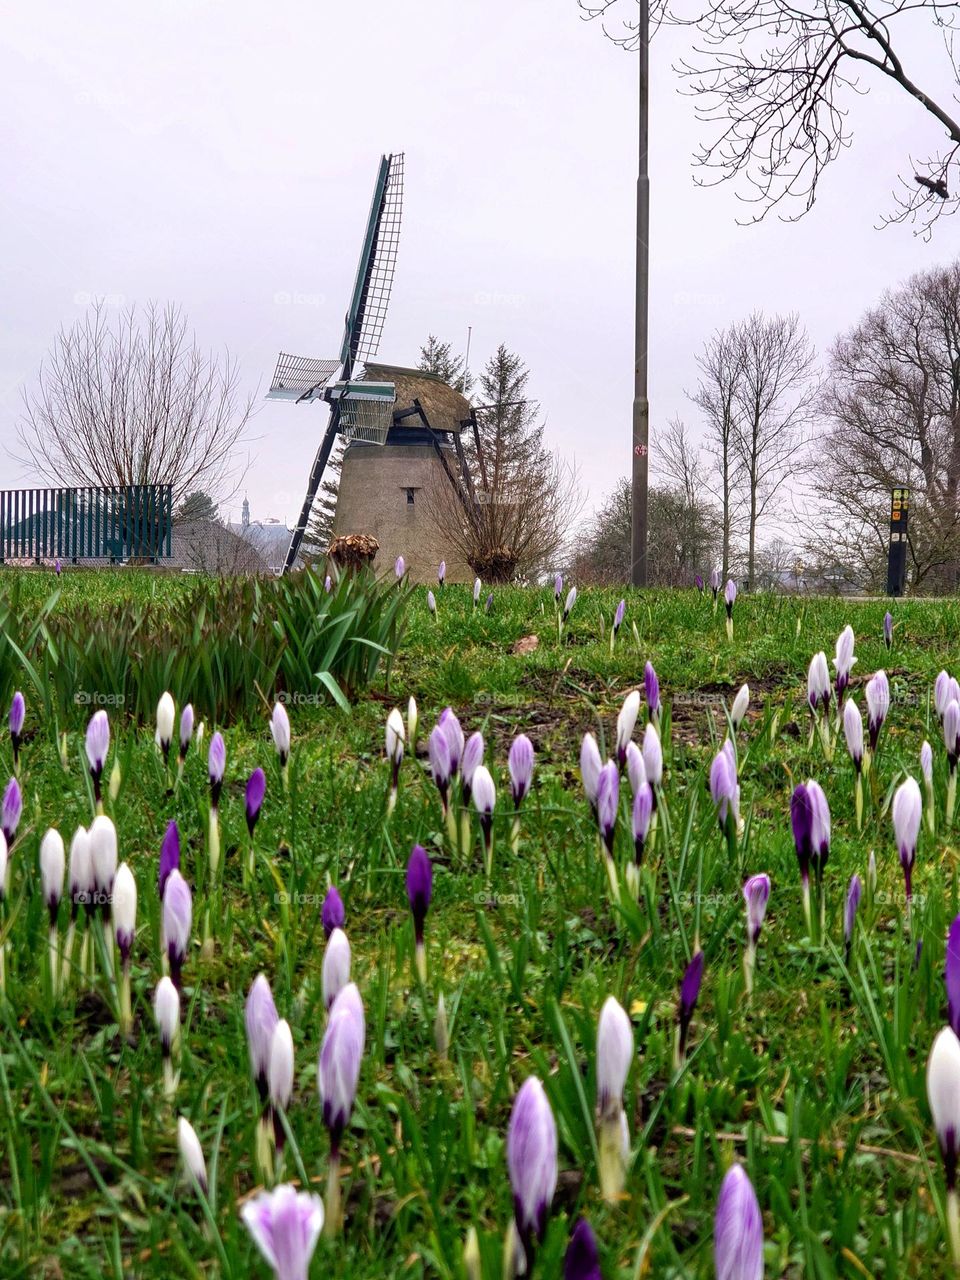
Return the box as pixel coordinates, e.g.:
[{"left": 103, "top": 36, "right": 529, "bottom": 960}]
[{"left": 886, "top": 487, "right": 909, "bottom": 597}]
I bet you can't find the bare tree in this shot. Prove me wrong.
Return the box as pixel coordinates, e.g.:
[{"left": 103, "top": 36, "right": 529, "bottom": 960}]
[
  {"left": 689, "top": 327, "right": 745, "bottom": 577},
  {"left": 814, "top": 259, "right": 960, "bottom": 591},
  {"left": 580, "top": 0, "right": 960, "bottom": 233},
  {"left": 19, "top": 301, "right": 255, "bottom": 505},
  {"left": 732, "top": 312, "right": 817, "bottom": 589}
]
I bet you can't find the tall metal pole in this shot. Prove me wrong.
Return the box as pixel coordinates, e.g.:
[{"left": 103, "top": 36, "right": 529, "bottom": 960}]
[{"left": 631, "top": 0, "right": 650, "bottom": 587}]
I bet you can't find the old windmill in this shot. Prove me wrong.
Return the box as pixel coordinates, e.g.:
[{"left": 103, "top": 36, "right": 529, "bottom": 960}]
[{"left": 267, "top": 154, "right": 477, "bottom": 579}]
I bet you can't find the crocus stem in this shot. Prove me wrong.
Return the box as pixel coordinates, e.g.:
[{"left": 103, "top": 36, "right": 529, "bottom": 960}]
[
  {"left": 743, "top": 941, "right": 755, "bottom": 998},
  {"left": 48, "top": 926, "right": 59, "bottom": 1000},
  {"left": 948, "top": 1188, "right": 960, "bottom": 1268},
  {"left": 725, "top": 616, "right": 733, "bottom": 642},
  {"left": 483, "top": 831, "right": 494, "bottom": 881},
  {"left": 510, "top": 815, "right": 521, "bottom": 856},
  {"left": 387, "top": 785, "right": 398, "bottom": 818},
  {"left": 61, "top": 920, "right": 75, "bottom": 988},
  {"left": 208, "top": 806, "right": 221, "bottom": 879},
  {"left": 604, "top": 852, "right": 620, "bottom": 904},
  {"left": 460, "top": 810, "right": 471, "bottom": 856},
  {"left": 415, "top": 939, "right": 427, "bottom": 985},
  {"left": 445, "top": 805, "right": 458, "bottom": 853},
  {"left": 926, "top": 781, "right": 936, "bottom": 836},
  {"left": 255, "top": 1114, "right": 273, "bottom": 1183},
  {"left": 324, "top": 1148, "right": 341, "bottom": 1238},
  {"left": 801, "top": 879, "right": 812, "bottom": 938},
  {"left": 597, "top": 1110, "right": 627, "bottom": 1202},
  {"left": 119, "top": 959, "right": 132, "bottom": 1037},
  {"left": 949, "top": 769, "right": 957, "bottom": 829},
  {"left": 855, "top": 773, "right": 863, "bottom": 830},
  {"left": 162, "top": 1053, "right": 177, "bottom": 1099}
]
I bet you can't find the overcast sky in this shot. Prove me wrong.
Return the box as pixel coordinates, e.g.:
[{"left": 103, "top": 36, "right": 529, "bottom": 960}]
[{"left": 2, "top": 0, "right": 956, "bottom": 538}]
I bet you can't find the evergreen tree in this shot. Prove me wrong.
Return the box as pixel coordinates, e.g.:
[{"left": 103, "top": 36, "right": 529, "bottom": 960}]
[
  {"left": 302, "top": 434, "right": 345, "bottom": 557},
  {"left": 175, "top": 490, "right": 219, "bottom": 522},
  {"left": 417, "top": 336, "right": 473, "bottom": 394}
]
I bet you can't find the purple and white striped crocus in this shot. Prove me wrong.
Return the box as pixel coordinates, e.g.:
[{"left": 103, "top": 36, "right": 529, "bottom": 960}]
[
  {"left": 154, "top": 976, "right": 180, "bottom": 1097},
  {"left": 625, "top": 740, "right": 646, "bottom": 795},
  {"left": 709, "top": 745, "right": 739, "bottom": 842},
  {"left": 730, "top": 684, "right": 749, "bottom": 732},
  {"left": 268, "top": 1019, "right": 295, "bottom": 1152},
  {"left": 616, "top": 691, "right": 641, "bottom": 768},
  {"left": 644, "top": 662, "right": 661, "bottom": 723},
  {"left": 322, "top": 928, "right": 351, "bottom": 1013},
  {"left": 642, "top": 723, "right": 663, "bottom": 806},
  {"left": 742, "top": 873, "right": 770, "bottom": 996},
  {"left": 580, "top": 734, "right": 603, "bottom": 816},
  {"left": 695, "top": 573, "right": 705, "bottom": 595},
  {"left": 61, "top": 827, "right": 91, "bottom": 990},
  {"left": 406, "top": 844, "right": 432, "bottom": 982},
  {"left": 318, "top": 982, "right": 365, "bottom": 1235},
  {"left": 429, "top": 724, "right": 453, "bottom": 823},
  {"left": 162, "top": 870, "right": 192, "bottom": 990},
  {"left": 947, "top": 700, "right": 960, "bottom": 828},
  {"left": 242, "top": 1183, "right": 326, "bottom": 1280},
  {"left": 427, "top": 589, "right": 437, "bottom": 618},
  {"left": 39, "top": 828, "right": 64, "bottom": 995},
  {"left": 554, "top": 572, "right": 563, "bottom": 602},
  {"left": 676, "top": 950, "right": 704, "bottom": 1068},
  {"left": 178, "top": 703, "right": 194, "bottom": 771},
  {"left": 833, "top": 625, "right": 856, "bottom": 703},
  {"left": 723, "top": 579, "right": 737, "bottom": 640},
  {"left": 596, "top": 760, "right": 620, "bottom": 900},
  {"left": 385, "top": 708, "right": 405, "bottom": 816},
  {"left": 927, "top": 1026, "right": 960, "bottom": 1265},
  {"left": 245, "top": 768, "right": 266, "bottom": 877},
  {"left": 461, "top": 731, "right": 484, "bottom": 809},
  {"left": 562, "top": 585, "right": 577, "bottom": 624},
  {"left": 884, "top": 610, "right": 893, "bottom": 650},
  {"left": 564, "top": 1218, "right": 602, "bottom": 1280},
  {"left": 628, "top": 782, "right": 654, "bottom": 898},
  {"left": 865, "top": 670, "right": 889, "bottom": 756},
  {"left": 438, "top": 560, "right": 446, "bottom": 588},
  {"left": 473, "top": 577, "right": 482, "bottom": 607},
  {"left": 610, "top": 598, "right": 626, "bottom": 654},
  {"left": 508, "top": 734, "right": 534, "bottom": 853},
  {"left": 2, "top": 778, "right": 21, "bottom": 848},
  {"left": 843, "top": 698, "right": 865, "bottom": 829},
  {"left": 9, "top": 692, "right": 24, "bottom": 771},
  {"left": 946, "top": 914, "right": 960, "bottom": 1039},
  {"left": 937, "top": 671, "right": 953, "bottom": 723},
  {"left": 395, "top": 554, "right": 405, "bottom": 581},
  {"left": 206, "top": 732, "right": 226, "bottom": 892},
  {"left": 506, "top": 1076, "right": 557, "bottom": 1275},
  {"left": 113, "top": 861, "right": 137, "bottom": 1035},
  {"left": 439, "top": 707, "right": 464, "bottom": 777},
  {"left": 322, "top": 885, "right": 345, "bottom": 939},
  {"left": 922, "top": 740, "right": 935, "bottom": 836},
  {"left": 271, "top": 702, "right": 291, "bottom": 774},
  {"left": 89, "top": 814, "right": 117, "bottom": 924},
  {"left": 807, "top": 651, "right": 832, "bottom": 756},
  {"left": 844, "top": 874, "right": 862, "bottom": 965},
  {"left": 471, "top": 764, "right": 497, "bottom": 877},
  {"left": 714, "top": 1163, "right": 764, "bottom": 1280},
  {"left": 85, "top": 710, "right": 110, "bottom": 807},
  {"left": 596, "top": 996, "right": 632, "bottom": 1201},
  {"left": 892, "top": 775, "right": 922, "bottom": 912},
  {"left": 247, "top": 972, "right": 280, "bottom": 1175},
  {"left": 710, "top": 567, "right": 721, "bottom": 607},
  {"left": 791, "top": 784, "right": 814, "bottom": 933}
]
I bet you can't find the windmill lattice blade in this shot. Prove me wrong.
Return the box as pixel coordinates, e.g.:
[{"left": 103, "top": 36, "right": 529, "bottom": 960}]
[
  {"left": 268, "top": 353, "right": 340, "bottom": 401},
  {"left": 354, "top": 152, "right": 404, "bottom": 361}
]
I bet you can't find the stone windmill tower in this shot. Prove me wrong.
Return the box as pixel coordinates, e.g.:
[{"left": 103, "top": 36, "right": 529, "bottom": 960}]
[{"left": 266, "top": 154, "right": 475, "bottom": 582}]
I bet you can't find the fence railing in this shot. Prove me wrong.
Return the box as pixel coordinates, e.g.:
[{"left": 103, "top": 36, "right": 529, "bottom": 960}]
[{"left": 0, "top": 485, "right": 173, "bottom": 564}]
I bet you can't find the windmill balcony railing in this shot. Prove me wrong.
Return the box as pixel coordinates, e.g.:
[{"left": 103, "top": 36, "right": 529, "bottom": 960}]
[{"left": 0, "top": 484, "right": 174, "bottom": 565}]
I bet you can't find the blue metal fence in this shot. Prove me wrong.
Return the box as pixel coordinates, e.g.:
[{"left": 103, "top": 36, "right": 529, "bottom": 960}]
[{"left": 0, "top": 485, "right": 173, "bottom": 563}]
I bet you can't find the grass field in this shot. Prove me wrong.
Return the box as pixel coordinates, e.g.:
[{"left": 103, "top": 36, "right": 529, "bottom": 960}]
[{"left": 3, "top": 571, "right": 960, "bottom": 1278}]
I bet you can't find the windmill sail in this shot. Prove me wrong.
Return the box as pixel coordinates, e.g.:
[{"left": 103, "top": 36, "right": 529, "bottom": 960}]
[{"left": 342, "top": 152, "right": 404, "bottom": 368}]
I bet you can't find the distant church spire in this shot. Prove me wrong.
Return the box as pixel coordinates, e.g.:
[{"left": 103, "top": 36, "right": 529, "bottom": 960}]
[{"left": 241, "top": 494, "right": 250, "bottom": 529}]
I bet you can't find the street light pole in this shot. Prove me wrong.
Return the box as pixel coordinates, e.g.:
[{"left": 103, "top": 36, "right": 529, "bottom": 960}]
[{"left": 631, "top": 0, "right": 650, "bottom": 587}]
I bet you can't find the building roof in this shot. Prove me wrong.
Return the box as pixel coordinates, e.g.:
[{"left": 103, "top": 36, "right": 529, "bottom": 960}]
[{"left": 362, "top": 363, "right": 472, "bottom": 435}]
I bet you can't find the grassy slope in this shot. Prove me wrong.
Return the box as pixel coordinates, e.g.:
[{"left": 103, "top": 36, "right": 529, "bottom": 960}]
[{"left": 3, "top": 573, "right": 960, "bottom": 1278}]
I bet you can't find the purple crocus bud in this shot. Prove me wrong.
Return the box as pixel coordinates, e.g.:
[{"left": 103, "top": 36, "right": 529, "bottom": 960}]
[
  {"left": 112, "top": 862, "right": 137, "bottom": 963},
  {"left": 427, "top": 589, "right": 437, "bottom": 616},
  {"left": 406, "top": 844, "right": 432, "bottom": 945},
  {"left": 322, "top": 885, "right": 345, "bottom": 939},
  {"left": 843, "top": 698, "right": 864, "bottom": 771},
  {"left": 208, "top": 732, "right": 226, "bottom": 805},
  {"left": 39, "top": 828, "right": 65, "bottom": 927},
  {"left": 947, "top": 701, "right": 960, "bottom": 769},
  {"left": 632, "top": 783, "right": 653, "bottom": 865},
  {"left": 844, "top": 874, "right": 862, "bottom": 960},
  {"left": 643, "top": 662, "right": 660, "bottom": 718},
  {"left": 884, "top": 611, "right": 893, "bottom": 649},
  {"left": 695, "top": 574, "right": 704, "bottom": 594},
  {"left": 563, "top": 585, "right": 577, "bottom": 622},
  {"left": 946, "top": 914, "right": 960, "bottom": 1038},
  {"left": 324, "top": 573, "right": 332, "bottom": 593},
  {"left": 616, "top": 691, "right": 641, "bottom": 767},
  {"left": 473, "top": 577, "right": 482, "bottom": 606},
  {"left": 68, "top": 827, "right": 92, "bottom": 921},
  {"left": 485, "top": 592, "right": 494, "bottom": 615},
  {"left": 554, "top": 572, "right": 563, "bottom": 601},
  {"left": 507, "top": 1076, "right": 558, "bottom": 1262},
  {"left": 710, "top": 749, "right": 736, "bottom": 831},
  {"left": 55, "top": 558, "right": 61, "bottom": 575},
  {"left": 921, "top": 740, "right": 934, "bottom": 786},
  {"left": 323, "top": 927, "right": 351, "bottom": 1012},
  {"left": 806, "top": 779, "right": 831, "bottom": 883},
  {"left": 731, "top": 684, "right": 749, "bottom": 731},
  {"left": 936, "top": 671, "right": 952, "bottom": 722},
  {"left": 241, "top": 1183, "right": 326, "bottom": 1280},
  {"left": 927, "top": 1026, "right": 960, "bottom": 1190},
  {"left": 438, "top": 560, "right": 446, "bottom": 586},
  {"left": 271, "top": 702, "right": 291, "bottom": 767},
  {"left": 580, "top": 734, "right": 602, "bottom": 812},
  {"left": 85, "top": 710, "right": 110, "bottom": 793},
  {"left": 246, "top": 767, "right": 266, "bottom": 836},
  {"left": 438, "top": 707, "right": 464, "bottom": 775},
  {"left": 246, "top": 973, "right": 279, "bottom": 1102},
  {"left": 743, "top": 874, "right": 771, "bottom": 946},
  {"left": 162, "top": 870, "right": 192, "bottom": 989},
  {"left": 832, "top": 625, "right": 856, "bottom": 701},
  {"left": 714, "top": 1163, "right": 763, "bottom": 1280},
  {"left": 677, "top": 950, "right": 704, "bottom": 1062},
  {"left": 509, "top": 734, "right": 534, "bottom": 808},
  {"left": 642, "top": 723, "right": 663, "bottom": 794},
  {"left": 709, "top": 568, "right": 721, "bottom": 597},
  {"left": 596, "top": 995, "right": 633, "bottom": 1118},
  {"left": 613, "top": 598, "right": 626, "bottom": 634},
  {"left": 724, "top": 579, "right": 737, "bottom": 610},
  {"left": 90, "top": 815, "right": 117, "bottom": 907},
  {"left": 179, "top": 703, "right": 194, "bottom": 762},
  {"left": 892, "top": 776, "right": 922, "bottom": 900},
  {"left": 865, "top": 671, "right": 889, "bottom": 752},
  {"left": 461, "top": 731, "right": 485, "bottom": 805},
  {"left": 2, "top": 778, "right": 22, "bottom": 846},
  {"left": 791, "top": 783, "right": 813, "bottom": 886},
  {"left": 178, "top": 1117, "right": 208, "bottom": 1196},
  {"left": 564, "top": 1218, "right": 602, "bottom": 1280},
  {"left": 625, "top": 740, "right": 646, "bottom": 795},
  {"left": 471, "top": 765, "right": 496, "bottom": 859},
  {"left": 596, "top": 760, "right": 619, "bottom": 855},
  {"left": 9, "top": 691, "right": 24, "bottom": 763},
  {"left": 429, "top": 725, "right": 452, "bottom": 812},
  {"left": 318, "top": 982, "right": 365, "bottom": 1147},
  {"left": 158, "top": 820, "right": 180, "bottom": 899},
  {"left": 395, "top": 554, "right": 405, "bottom": 579},
  {"left": 807, "top": 652, "right": 831, "bottom": 715}
]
